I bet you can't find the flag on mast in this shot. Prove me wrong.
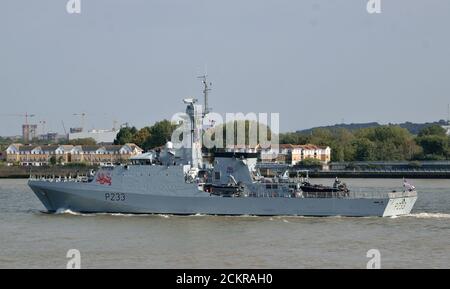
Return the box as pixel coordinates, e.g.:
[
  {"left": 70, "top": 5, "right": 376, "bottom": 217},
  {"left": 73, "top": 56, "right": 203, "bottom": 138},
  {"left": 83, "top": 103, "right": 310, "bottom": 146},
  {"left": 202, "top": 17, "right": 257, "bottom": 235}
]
[{"left": 403, "top": 178, "right": 416, "bottom": 191}]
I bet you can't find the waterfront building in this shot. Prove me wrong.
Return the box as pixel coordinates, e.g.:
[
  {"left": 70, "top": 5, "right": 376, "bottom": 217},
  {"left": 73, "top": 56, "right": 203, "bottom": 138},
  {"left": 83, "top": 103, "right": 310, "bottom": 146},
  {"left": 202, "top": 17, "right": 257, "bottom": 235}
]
[
  {"left": 5, "top": 143, "right": 142, "bottom": 166},
  {"left": 260, "top": 144, "right": 331, "bottom": 165}
]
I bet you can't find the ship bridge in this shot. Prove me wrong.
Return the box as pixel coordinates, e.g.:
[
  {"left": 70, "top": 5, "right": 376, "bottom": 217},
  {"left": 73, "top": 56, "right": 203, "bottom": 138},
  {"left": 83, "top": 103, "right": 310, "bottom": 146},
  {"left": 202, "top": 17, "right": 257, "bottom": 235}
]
[{"left": 129, "top": 152, "right": 157, "bottom": 165}]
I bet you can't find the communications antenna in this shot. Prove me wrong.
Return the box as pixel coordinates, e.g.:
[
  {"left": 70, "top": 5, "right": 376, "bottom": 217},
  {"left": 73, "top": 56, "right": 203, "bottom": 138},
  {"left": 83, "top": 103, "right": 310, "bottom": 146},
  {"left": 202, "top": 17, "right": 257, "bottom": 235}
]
[{"left": 197, "top": 74, "right": 212, "bottom": 116}]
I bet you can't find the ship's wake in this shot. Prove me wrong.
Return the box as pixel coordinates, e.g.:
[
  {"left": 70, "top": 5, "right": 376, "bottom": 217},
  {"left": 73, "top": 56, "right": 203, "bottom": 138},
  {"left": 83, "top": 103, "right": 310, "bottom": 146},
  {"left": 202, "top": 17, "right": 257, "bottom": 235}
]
[
  {"left": 406, "top": 213, "right": 450, "bottom": 219},
  {"left": 54, "top": 208, "right": 93, "bottom": 216},
  {"left": 52, "top": 209, "right": 167, "bottom": 218}
]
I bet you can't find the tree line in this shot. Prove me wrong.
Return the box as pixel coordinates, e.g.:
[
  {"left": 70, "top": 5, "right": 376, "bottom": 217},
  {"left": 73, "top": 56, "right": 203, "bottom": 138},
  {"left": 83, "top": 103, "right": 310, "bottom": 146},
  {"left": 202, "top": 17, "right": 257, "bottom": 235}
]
[
  {"left": 114, "top": 119, "right": 273, "bottom": 151},
  {"left": 280, "top": 124, "right": 450, "bottom": 162},
  {"left": 114, "top": 119, "right": 450, "bottom": 162},
  {"left": 114, "top": 120, "right": 178, "bottom": 150}
]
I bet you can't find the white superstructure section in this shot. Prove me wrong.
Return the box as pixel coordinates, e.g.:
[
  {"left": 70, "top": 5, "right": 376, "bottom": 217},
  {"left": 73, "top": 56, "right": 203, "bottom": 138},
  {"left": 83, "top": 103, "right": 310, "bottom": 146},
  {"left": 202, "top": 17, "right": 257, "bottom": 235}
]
[{"left": 69, "top": 129, "right": 119, "bottom": 144}]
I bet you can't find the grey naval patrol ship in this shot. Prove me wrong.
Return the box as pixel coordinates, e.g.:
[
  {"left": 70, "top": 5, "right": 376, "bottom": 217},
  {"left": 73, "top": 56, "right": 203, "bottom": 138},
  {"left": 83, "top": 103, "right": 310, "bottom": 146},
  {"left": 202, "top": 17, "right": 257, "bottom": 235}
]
[{"left": 28, "top": 86, "right": 417, "bottom": 217}]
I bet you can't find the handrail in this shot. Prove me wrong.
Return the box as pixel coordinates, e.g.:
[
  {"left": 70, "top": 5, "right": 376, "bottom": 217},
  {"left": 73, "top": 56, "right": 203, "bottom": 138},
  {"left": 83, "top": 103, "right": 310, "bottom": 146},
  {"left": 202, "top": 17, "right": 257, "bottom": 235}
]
[{"left": 28, "top": 175, "right": 91, "bottom": 183}]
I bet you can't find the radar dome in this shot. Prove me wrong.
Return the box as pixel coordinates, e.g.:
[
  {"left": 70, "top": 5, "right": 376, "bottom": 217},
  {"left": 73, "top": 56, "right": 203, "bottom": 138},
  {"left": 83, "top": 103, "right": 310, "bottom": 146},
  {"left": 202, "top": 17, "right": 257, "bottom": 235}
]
[{"left": 165, "top": 141, "right": 174, "bottom": 150}]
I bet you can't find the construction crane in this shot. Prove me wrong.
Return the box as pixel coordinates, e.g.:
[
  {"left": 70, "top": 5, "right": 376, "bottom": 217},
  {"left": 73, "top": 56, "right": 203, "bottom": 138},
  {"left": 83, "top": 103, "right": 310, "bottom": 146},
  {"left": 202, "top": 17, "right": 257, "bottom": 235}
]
[
  {"left": 61, "top": 120, "right": 67, "bottom": 135},
  {"left": 73, "top": 112, "right": 87, "bottom": 132},
  {"left": 0, "top": 113, "right": 36, "bottom": 125},
  {"left": 0, "top": 113, "right": 37, "bottom": 142}
]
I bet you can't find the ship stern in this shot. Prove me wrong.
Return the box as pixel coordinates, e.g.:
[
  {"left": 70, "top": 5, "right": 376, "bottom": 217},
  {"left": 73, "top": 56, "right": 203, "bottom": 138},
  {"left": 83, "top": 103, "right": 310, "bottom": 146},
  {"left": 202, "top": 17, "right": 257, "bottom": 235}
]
[{"left": 382, "top": 191, "right": 418, "bottom": 217}]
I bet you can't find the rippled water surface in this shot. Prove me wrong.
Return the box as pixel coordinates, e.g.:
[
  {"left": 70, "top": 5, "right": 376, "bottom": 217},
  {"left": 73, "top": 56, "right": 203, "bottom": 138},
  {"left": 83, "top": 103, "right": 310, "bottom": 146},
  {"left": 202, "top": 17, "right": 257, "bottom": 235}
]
[{"left": 0, "top": 178, "right": 449, "bottom": 268}]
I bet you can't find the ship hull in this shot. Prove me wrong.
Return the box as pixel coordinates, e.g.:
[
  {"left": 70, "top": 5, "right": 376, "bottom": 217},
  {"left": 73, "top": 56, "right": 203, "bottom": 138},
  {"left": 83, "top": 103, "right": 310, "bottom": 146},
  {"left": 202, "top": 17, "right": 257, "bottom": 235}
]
[{"left": 29, "top": 180, "right": 417, "bottom": 217}]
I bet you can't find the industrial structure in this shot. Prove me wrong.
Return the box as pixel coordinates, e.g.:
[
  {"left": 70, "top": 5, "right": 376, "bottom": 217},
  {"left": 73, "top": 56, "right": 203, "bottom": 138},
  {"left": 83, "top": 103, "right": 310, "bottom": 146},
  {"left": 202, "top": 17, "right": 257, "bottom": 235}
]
[
  {"left": 68, "top": 129, "right": 120, "bottom": 144},
  {"left": 22, "top": 124, "right": 38, "bottom": 143}
]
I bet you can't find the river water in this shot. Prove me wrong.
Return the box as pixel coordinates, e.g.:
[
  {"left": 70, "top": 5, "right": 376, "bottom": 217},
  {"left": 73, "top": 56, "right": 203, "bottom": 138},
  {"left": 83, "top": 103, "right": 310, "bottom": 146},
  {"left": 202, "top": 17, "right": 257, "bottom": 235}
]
[{"left": 0, "top": 178, "right": 449, "bottom": 269}]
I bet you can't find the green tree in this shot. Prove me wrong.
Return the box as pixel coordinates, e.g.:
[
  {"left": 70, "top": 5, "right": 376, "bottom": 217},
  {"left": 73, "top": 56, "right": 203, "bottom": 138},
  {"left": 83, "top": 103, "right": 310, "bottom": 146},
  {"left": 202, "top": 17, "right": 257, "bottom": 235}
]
[
  {"left": 352, "top": 138, "right": 376, "bottom": 161},
  {"left": 416, "top": 123, "right": 449, "bottom": 159},
  {"left": 416, "top": 135, "right": 448, "bottom": 157},
  {"left": 354, "top": 126, "right": 419, "bottom": 161},
  {"left": 114, "top": 127, "right": 138, "bottom": 145},
  {"left": 418, "top": 124, "right": 447, "bottom": 137},
  {"left": 309, "top": 128, "right": 334, "bottom": 147},
  {"left": 206, "top": 120, "right": 273, "bottom": 148},
  {"left": 143, "top": 120, "right": 178, "bottom": 150},
  {"left": 279, "top": 132, "right": 309, "bottom": 145},
  {"left": 49, "top": 156, "right": 57, "bottom": 166},
  {"left": 297, "top": 158, "right": 322, "bottom": 167},
  {"left": 330, "top": 128, "right": 355, "bottom": 162},
  {"left": 133, "top": 127, "right": 151, "bottom": 148}
]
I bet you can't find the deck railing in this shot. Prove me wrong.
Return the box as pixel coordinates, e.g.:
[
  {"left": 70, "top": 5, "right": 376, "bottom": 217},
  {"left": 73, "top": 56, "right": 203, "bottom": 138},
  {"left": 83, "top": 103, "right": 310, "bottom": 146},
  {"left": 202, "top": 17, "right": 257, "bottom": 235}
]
[
  {"left": 247, "top": 190, "right": 417, "bottom": 199},
  {"left": 28, "top": 175, "right": 91, "bottom": 183}
]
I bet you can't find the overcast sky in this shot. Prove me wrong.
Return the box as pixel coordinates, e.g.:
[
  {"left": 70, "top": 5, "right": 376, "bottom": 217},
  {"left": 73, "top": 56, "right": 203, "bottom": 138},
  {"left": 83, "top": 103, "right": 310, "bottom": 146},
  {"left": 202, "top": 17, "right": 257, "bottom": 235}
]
[{"left": 1, "top": 0, "right": 449, "bottom": 136}]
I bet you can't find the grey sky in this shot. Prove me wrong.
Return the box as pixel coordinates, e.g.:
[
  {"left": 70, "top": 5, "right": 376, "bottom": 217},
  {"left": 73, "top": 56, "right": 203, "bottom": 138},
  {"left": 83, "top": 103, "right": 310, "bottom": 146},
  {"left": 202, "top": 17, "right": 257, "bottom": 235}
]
[{"left": 1, "top": 0, "right": 449, "bottom": 136}]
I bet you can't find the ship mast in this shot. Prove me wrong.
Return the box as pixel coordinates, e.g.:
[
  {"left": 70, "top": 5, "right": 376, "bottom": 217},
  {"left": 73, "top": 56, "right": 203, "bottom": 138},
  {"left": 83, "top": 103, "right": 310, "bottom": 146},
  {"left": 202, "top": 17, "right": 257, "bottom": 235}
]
[
  {"left": 197, "top": 74, "right": 211, "bottom": 116},
  {"left": 183, "top": 98, "right": 203, "bottom": 169}
]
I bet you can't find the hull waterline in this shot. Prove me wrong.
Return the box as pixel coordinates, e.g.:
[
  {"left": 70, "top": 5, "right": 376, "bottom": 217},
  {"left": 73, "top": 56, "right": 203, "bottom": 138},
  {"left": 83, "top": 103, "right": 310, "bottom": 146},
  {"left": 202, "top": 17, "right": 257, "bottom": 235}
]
[{"left": 29, "top": 180, "right": 417, "bottom": 217}]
